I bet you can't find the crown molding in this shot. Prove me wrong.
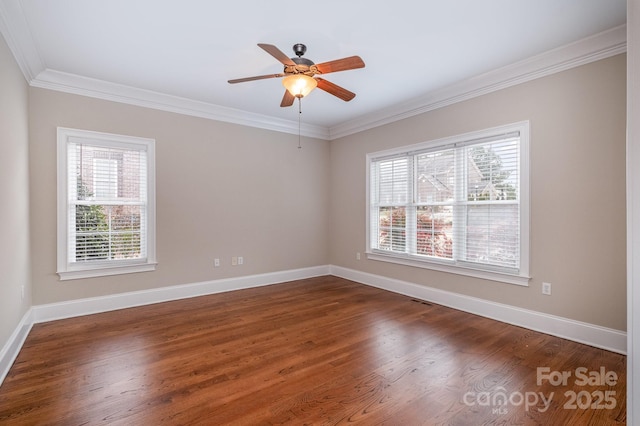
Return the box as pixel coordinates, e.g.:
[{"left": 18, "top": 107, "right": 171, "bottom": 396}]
[
  {"left": 30, "top": 69, "right": 330, "bottom": 139},
  {"left": 0, "top": 0, "right": 44, "bottom": 81},
  {"left": 32, "top": 24, "right": 626, "bottom": 141},
  {"left": 328, "top": 24, "right": 627, "bottom": 140}
]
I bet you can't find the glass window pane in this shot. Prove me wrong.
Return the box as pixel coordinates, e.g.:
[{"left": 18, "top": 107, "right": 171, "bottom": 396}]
[
  {"left": 417, "top": 205, "right": 453, "bottom": 259},
  {"left": 465, "top": 204, "right": 519, "bottom": 268},
  {"left": 111, "top": 205, "right": 142, "bottom": 259},
  {"left": 74, "top": 204, "right": 143, "bottom": 262},
  {"left": 466, "top": 141, "right": 519, "bottom": 202},
  {"left": 416, "top": 150, "right": 455, "bottom": 204},
  {"left": 93, "top": 158, "right": 118, "bottom": 199},
  {"left": 75, "top": 204, "right": 109, "bottom": 260},
  {"left": 75, "top": 145, "right": 144, "bottom": 202},
  {"left": 378, "top": 158, "right": 408, "bottom": 204},
  {"left": 378, "top": 206, "right": 406, "bottom": 252}
]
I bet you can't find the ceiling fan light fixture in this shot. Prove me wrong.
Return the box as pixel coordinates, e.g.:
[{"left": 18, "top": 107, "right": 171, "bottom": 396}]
[{"left": 282, "top": 74, "right": 317, "bottom": 98}]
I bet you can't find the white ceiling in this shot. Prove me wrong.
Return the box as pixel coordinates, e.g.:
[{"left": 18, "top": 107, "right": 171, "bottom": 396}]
[{"left": 0, "top": 0, "right": 627, "bottom": 138}]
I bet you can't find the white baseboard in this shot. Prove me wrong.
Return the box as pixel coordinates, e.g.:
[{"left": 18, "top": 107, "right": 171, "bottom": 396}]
[
  {"left": 1, "top": 263, "right": 626, "bottom": 388},
  {"left": 0, "top": 308, "right": 34, "bottom": 385},
  {"left": 330, "top": 265, "right": 627, "bottom": 354},
  {"left": 33, "top": 265, "right": 331, "bottom": 323}
]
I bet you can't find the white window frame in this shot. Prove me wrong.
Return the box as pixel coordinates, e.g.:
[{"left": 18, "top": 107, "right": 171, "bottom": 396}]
[
  {"left": 57, "top": 127, "right": 157, "bottom": 280},
  {"left": 366, "top": 121, "right": 530, "bottom": 286}
]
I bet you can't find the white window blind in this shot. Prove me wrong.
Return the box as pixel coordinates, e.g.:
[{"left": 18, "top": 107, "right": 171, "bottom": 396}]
[
  {"left": 92, "top": 157, "right": 119, "bottom": 199},
  {"left": 367, "top": 122, "right": 530, "bottom": 285},
  {"left": 57, "top": 128, "right": 156, "bottom": 280}
]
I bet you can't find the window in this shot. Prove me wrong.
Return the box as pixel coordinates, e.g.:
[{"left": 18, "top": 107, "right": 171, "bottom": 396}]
[
  {"left": 57, "top": 128, "right": 156, "bottom": 280},
  {"left": 367, "top": 122, "right": 530, "bottom": 286}
]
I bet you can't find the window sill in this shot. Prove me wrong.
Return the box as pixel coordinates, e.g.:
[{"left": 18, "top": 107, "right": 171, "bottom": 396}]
[
  {"left": 366, "top": 252, "right": 530, "bottom": 286},
  {"left": 57, "top": 262, "right": 157, "bottom": 281}
]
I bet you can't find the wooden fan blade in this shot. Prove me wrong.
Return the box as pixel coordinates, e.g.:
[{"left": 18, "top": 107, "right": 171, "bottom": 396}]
[
  {"left": 315, "top": 56, "right": 365, "bottom": 74},
  {"left": 316, "top": 78, "right": 356, "bottom": 102},
  {"left": 228, "top": 73, "right": 285, "bottom": 84},
  {"left": 280, "top": 90, "right": 295, "bottom": 107},
  {"left": 258, "top": 43, "right": 296, "bottom": 66}
]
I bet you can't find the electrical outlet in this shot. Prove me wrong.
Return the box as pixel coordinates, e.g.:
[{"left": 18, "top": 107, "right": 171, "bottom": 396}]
[
  {"left": 238, "top": 256, "right": 244, "bottom": 265},
  {"left": 214, "top": 258, "right": 220, "bottom": 267},
  {"left": 542, "top": 282, "right": 552, "bottom": 295},
  {"left": 232, "top": 257, "right": 238, "bottom": 266},
  {"left": 356, "top": 252, "right": 361, "bottom": 260},
  {"left": 21, "top": 285, "right": 25, "bottom": 300}
]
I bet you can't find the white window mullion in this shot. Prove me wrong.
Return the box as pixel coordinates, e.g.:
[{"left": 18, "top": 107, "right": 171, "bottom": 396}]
[
  {"left": 68, "top": 204, "right": 77, "bottom": 266},
  {"left": 405, "top": 155, "right": 416, "bottom": 255},
  {"left": 66, "top": 144, "right": 78, "bottom": 267},
  {"left": 453, "top": 146, "right": 466, "bottom": 263},
  {"left": 369, "top": 161, "right": 380, "bottom": 250}
]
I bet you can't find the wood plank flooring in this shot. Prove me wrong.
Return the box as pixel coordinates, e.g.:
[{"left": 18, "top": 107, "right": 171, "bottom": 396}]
[{"left": 0, "top": 276, "right": 626, "bottom": 425}]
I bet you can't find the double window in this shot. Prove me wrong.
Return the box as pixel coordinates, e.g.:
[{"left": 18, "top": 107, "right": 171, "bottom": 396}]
[
  {"left": 367, "top": 122, "right": 530, "bottom": 285},
  {"left": 57, "top": 128, "right": 156, "bottom": 280}
]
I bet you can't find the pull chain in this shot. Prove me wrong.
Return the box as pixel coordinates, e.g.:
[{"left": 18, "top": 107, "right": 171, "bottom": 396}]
[{"left": 297, "top": 96, "right": 302, "bottom": 149}]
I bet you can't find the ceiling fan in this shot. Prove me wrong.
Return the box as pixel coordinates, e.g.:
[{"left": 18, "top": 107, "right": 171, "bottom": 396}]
[{"left": 228, "top": 43, "right": 365, "bottom": 107}]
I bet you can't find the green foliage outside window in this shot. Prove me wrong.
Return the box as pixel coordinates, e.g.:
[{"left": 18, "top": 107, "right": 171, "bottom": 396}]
[
  {"left": 75, "top": 181, "right": 110, "bottom": 260},
  {"left": 74, "top": 180, "right": 141, "bottom": 261}
]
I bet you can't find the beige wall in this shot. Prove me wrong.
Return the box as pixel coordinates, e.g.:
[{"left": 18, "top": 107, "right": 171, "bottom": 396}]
[
  {"left": 0, "top": 34, "right": 31, "bottom": 346},
  {"left": 29, "top": 89, "right": 330, "bottom": 304},
  {"left": 330, "top": 54, "right": 627, "bottom": 331}
]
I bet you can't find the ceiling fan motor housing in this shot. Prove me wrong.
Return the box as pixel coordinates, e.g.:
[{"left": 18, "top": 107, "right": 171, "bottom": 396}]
[
  {"left": 290, "top": 44, "right": 315, "bottom": 73},
  {"left": 293, "top": 43, "right": 307, "bottom": 57},
  {"left": 292, "top": 57, "right": 314, "bottom": 66}
]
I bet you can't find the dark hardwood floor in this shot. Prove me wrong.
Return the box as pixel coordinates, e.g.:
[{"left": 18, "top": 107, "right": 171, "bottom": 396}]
[{"left": 0, "top": 276, "right": 626, "bottom": 425}]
